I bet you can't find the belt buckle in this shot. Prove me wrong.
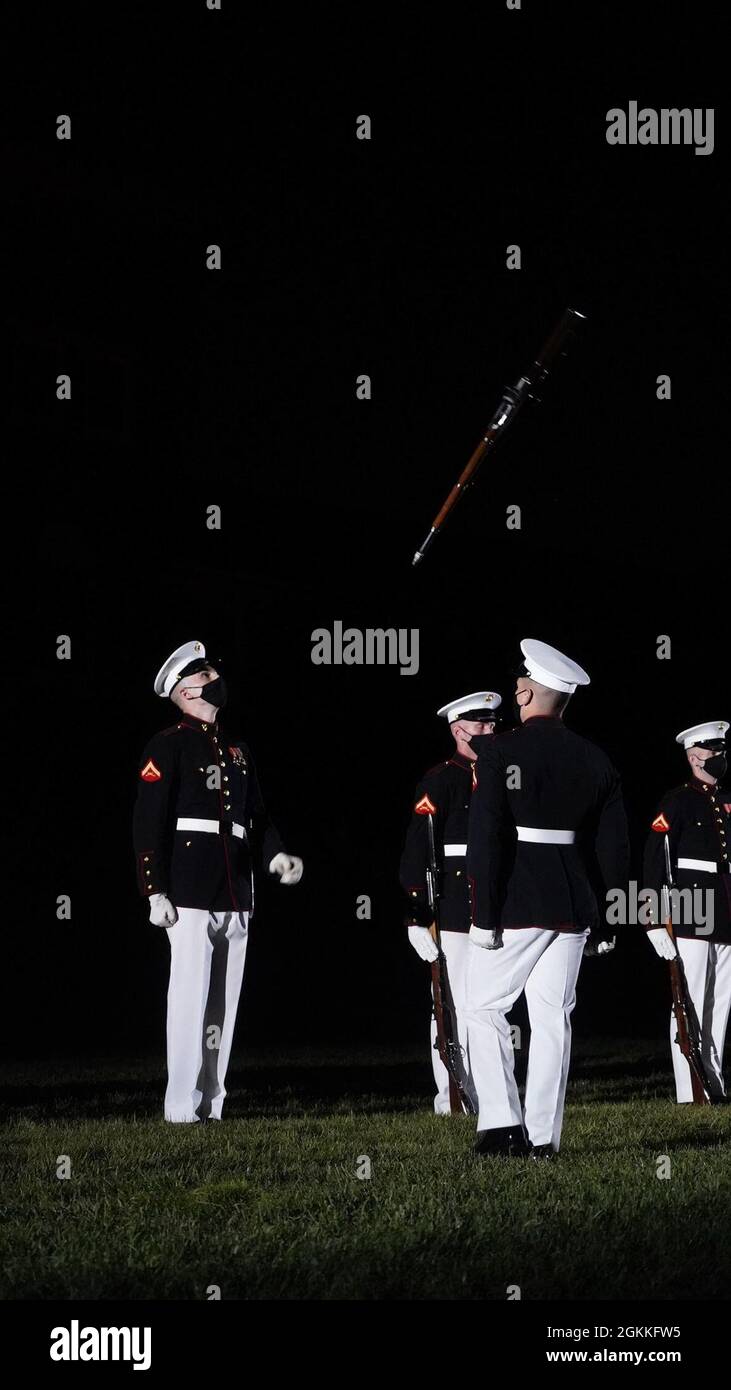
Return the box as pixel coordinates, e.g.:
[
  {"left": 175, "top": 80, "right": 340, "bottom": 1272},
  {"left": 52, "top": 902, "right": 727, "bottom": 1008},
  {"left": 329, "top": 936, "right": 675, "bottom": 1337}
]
[{"left": 220, "top": 821, "right": 233, "bottom": 837}]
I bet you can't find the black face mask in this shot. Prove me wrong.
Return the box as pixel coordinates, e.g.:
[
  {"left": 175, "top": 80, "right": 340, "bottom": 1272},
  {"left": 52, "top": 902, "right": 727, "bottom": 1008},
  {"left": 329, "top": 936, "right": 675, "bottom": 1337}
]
[
  {"left": 195, "top": 676, "right": 227, "bottom": 709},
  {"left": 703, "top": 752, "right": 727, "bottom": 781}
]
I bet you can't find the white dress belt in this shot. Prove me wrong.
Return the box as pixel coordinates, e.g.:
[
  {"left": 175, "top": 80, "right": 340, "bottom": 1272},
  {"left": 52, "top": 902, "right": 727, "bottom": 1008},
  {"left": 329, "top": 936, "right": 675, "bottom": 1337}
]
[
  {"left": 516, "top": 826, "right": 576, "bottom": 844},
  {"left": 443, "top": 843, "right": 467, "bottom": 857},
  {"left": 677, "top": 856, "right": 717, "bottom": 874},
  {"left": 176, "top": 817, "right": 246, "bottom": 840}
]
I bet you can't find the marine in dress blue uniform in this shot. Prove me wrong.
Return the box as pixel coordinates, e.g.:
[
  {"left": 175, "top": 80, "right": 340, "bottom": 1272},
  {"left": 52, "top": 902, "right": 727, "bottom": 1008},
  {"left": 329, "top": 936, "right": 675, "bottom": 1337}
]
[
  {"left": 134, "top": 641, "right": 303, "bottom": 1122},
  {"left": 465, "top": 640, "right": 630, "bottom": 1157},
  {"left": 400, "top": 691, "right": 501, "bottom": 1113},
  {"left": 642, "top": 720, "right": 731, "bottom": 1101}
]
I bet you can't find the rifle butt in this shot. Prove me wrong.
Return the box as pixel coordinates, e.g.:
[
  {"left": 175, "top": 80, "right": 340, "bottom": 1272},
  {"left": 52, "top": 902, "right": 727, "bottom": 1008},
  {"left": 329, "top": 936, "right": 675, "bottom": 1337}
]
[{"left": 667, "top": 959, "right": 712, "bottom": 1106}]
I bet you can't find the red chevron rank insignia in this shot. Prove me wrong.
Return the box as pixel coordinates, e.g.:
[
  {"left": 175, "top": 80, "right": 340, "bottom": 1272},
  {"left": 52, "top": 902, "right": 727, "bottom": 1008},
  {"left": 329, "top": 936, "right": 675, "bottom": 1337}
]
[
  {"left": 651, "top": 812, "right": 670, "bottom": 833},
  {"left": 414, "top": 794, "right": 437, "bottom": 815},
  {"left": 141, "top": 759, "right": 162, "bottom": 782}
]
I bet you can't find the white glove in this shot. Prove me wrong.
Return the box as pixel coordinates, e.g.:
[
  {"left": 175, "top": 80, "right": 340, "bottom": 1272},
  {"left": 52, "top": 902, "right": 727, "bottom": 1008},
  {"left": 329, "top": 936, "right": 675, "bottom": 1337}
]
[
  {"left": 408, "top": 925, "right": 439, "bottom": 962},
  {"left": 269, "top": 852, "right": 303, "bottom": 886},
  {"left": 647, "top": 926, "right": 677, "bottom": 960},
  {"left": 148, "top": 893, "right": 178, "bottom": 927},
  {"left": 596, "top": 938, "right": 615, "bottom": 955},
  {"left": 469, "top": 925, "right": 502, "bottom": 950}
]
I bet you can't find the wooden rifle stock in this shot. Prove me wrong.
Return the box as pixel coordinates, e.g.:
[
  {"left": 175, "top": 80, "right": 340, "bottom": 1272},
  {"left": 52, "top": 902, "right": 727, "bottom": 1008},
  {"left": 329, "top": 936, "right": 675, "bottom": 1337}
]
[
  {"left": 429, "top": 935, "right": 464, "bottom": 1115},
  {"left": 662, "top": 834, "right": 713, "bottom": 1105},
  {"left": 667, "top": 957, "right": 711, "bottom": 1105},
  {"left": 412, "top": 307, "right": 586, "bottom": 565},
  {"left": 426, "top": 814, "right": 476, "bottom": 1115}
]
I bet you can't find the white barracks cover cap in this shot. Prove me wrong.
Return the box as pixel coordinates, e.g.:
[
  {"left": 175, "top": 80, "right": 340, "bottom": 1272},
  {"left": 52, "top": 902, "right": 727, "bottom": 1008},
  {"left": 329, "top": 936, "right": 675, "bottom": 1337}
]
[
  {"left": 675, "top": 721, "right": 729, "bottom": 749},
  {"left": 153, "top": 640, "right": 207, "bottom": 698},
  {"left": 520, "top": 638, "right": 590, "bottom": 695},
  {"left": 437, "top": 691, "right": 502, "bottom": 722}
]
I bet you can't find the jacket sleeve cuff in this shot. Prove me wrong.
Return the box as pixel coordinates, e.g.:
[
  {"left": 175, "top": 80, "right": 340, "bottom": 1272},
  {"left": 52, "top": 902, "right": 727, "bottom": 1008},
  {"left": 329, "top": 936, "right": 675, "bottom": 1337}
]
[
  {"left": 404, "top": 888, "right": 432, "bottom": 928},
  {"left": 136, "top": 850, "right": 167, "bottom": 897},
  {"left": 261, "top": 825, "right": 285, "bottom": 873}
]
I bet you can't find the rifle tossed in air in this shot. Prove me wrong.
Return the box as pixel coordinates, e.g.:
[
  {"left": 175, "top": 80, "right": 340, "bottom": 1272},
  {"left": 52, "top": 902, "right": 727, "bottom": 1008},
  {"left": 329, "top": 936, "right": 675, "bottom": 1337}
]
[
  {"left": 411, "top": 306, "right": 587, "bottom": 567},
  {"left": 662, "top": 833, "right": 713, "bottom": 1106},
  {"left": 425, "top": 812, "right": 476, "bottom": 1115}
]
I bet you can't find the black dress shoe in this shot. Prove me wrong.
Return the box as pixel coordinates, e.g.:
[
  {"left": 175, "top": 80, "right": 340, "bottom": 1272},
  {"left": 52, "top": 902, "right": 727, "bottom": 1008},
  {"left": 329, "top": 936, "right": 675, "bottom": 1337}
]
[
  {"left": 474, "top": 1125, "right": 530, "bottom": 1158},
  {"left": 529, "top": 1143, "right": 557, "bottom": 1160}
]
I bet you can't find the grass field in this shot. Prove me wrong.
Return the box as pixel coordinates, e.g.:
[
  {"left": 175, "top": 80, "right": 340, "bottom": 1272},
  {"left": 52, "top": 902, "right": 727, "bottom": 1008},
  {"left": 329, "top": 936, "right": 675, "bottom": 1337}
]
[{"left": 1, "top": 1040, "right": 729, "bottom": 1301}]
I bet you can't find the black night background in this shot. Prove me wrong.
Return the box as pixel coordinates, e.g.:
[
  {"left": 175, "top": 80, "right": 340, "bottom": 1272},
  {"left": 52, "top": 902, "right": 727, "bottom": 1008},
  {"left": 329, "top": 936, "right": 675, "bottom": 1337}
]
[{"left": 4, "top": 1, "right": 729, "bottom": 1340}]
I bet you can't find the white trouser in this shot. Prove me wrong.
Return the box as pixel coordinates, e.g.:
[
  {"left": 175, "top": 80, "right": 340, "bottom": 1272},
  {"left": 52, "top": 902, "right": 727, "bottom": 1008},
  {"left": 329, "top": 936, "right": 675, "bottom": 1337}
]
[
  {"left": 164, "top": 908, "right": 249, "bottom": 1122},
  {"left": 671, "top": 937, "right": 731, "bottom": 1103},
  {"left": 465, "top": 927, "right": 588, "bottom": 1149},
  {"left": 430, "top": 931, "right": 477, "bottom": 1115}
]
